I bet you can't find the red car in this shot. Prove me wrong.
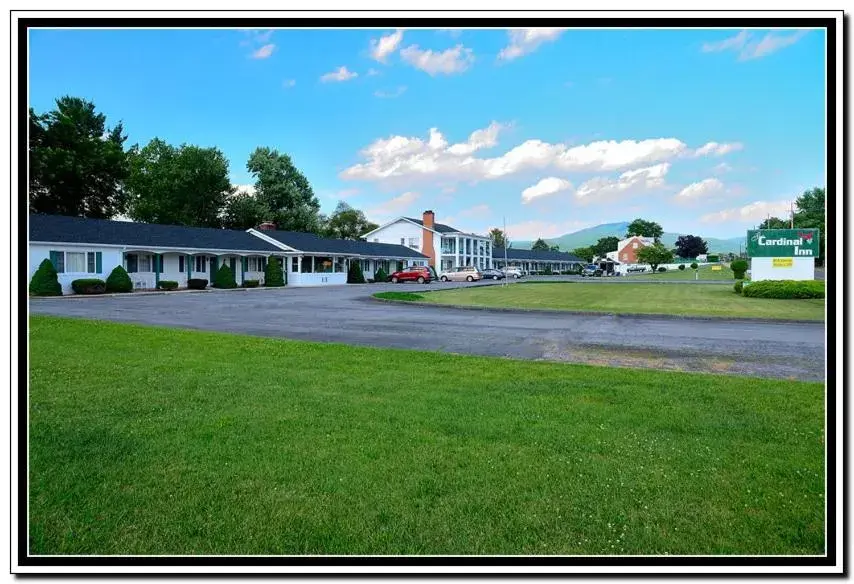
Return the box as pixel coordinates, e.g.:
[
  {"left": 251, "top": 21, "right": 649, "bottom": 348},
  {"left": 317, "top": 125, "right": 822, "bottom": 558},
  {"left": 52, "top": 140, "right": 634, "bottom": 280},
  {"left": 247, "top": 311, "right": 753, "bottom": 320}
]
[{"left": 389, "top": 265, "right": 432, "bottom": 284}]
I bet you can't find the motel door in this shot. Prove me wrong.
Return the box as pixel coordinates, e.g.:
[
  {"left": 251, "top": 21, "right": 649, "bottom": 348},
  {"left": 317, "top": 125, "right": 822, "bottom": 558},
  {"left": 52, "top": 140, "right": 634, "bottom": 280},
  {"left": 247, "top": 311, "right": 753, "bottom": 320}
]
[{"left": 229, "top": 257, "right": 237, "bottom": 273}]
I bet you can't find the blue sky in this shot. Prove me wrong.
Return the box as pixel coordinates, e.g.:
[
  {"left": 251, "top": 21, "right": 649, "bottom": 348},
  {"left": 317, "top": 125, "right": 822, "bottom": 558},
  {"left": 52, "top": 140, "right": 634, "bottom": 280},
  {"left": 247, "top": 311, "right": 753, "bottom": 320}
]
[{"left": 29, "top": 27, "right": 826, "bottom": 240}]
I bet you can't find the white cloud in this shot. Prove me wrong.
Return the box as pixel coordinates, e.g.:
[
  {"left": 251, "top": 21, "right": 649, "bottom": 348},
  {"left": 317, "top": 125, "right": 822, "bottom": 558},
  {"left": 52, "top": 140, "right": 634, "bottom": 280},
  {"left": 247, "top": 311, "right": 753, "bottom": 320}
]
[
  {"left": 446, "top": 122, "right": 505, "bottom": 156},
  {"left": 713, "top": 162, "right": 733, "bottom": 174},
  {"left": 498, "top": 28, "right": 567, "bottom": 60},
  {"left": 675, "top": 178, "right": 724, "bottom": 201},
  {"left": 702, "top": 29, "right": 808, "bottom": 60},
  {"left": 700, "top": 200, "right": 794, "bottom": 224},
  {"left": 374, "top": 86, "right": 407, "bottom": 99},
  {"left": 366, "top": 68, "right": 381, "bottom": 76},
  {"left": 556, "top": 138, "right": 687, "bottom": 172},
  {"left": 575, "top": 163, "right": 670, "bottom": 203},
  {"left": 693, "top": 141, "right": 744, "bottom": 157},
  {"left": 366, "top": 191, "right": 420, "bottom": 220},
  {"left": 400, "top": 44, "right": 474, "bottom": 76},
  {"left": 369, "top": 30, "right": 404, "bottom": 63},
  {"left": 320, "top": 66, "right": 358, "bottom": 83},
  {"left": 283, "top": 79, "right": 296, "bottom": 88},
  {"left": 521, "top": 177, "right": 573, "bottom": 204},
  {"left": 240, "top": 29, "right": 274, "bottom": 47},
  {"left": 232, "top": 184, "right": 256, "bottom": 197},
  {"left": 251, "top": 44, "right": 276, "bottom": 59}
]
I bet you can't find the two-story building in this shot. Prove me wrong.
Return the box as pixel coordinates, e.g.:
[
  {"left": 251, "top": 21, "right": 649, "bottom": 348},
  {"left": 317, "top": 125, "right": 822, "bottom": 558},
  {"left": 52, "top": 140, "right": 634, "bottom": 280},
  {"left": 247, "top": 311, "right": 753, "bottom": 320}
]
[
  {"left": 361, "top": 210, "right": 493, "bottom": 272},
  {"left": 606, "top": 235, "right": 655, "bottom": 265}
]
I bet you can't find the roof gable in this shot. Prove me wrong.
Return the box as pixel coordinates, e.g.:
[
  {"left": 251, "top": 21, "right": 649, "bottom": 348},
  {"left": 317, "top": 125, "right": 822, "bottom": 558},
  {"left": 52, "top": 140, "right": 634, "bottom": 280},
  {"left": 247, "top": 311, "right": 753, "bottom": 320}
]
[{"left": 257, "top": 229, "right": 429, "bottom": 258}]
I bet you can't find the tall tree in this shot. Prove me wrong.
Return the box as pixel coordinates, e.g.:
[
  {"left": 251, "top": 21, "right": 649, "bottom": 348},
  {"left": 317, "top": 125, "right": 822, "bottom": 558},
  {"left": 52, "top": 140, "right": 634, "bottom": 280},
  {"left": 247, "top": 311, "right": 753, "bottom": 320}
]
[
  {"left": 247, "top": 147, "right": 322, "bottom": 233},
  {"left": 759, "top": 216, "right": 790, "bottom": 229},
  {"left": 29, "top": 96, "right": 129, "bottom": 218},
  {"left": 549, "top": 244, "right": 560, "bottom": 252},
  {"left": 674, "top": 235, "right": 708, "bottom": 259},
  {"left": 531, "top": 238, "right": 551, "bottom": 251},
  {"left": 573, "top": 246, "right": 595, "bottom": 262},
  {"left": 221, "top": 190, "right": 269, "bottom": 230},
  {"left": 636, "top": 242, "right": 674, "bottom": 271},
  {"left": 489, "top": 228, "right": 508, "bottom": 249},
  {"left": 125, "top": 138, "right": 233, "bottom": 227},
  {"left": 323, "top": 201, "right": 379, "bottom": 240},
  {"left": 626, "top": 218, "right": 664, "bottom": 242},
  {"left": 793, "top": 187, "right": 826, "bottom": 262},
  {"left": 592, "top": 236, "right": 619, "bottom": 258}
]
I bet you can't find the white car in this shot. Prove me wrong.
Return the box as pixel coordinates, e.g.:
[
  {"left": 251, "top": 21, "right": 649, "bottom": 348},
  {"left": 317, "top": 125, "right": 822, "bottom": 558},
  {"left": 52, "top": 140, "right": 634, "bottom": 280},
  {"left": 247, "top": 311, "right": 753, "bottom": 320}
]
[{"left": 503, "top": 267, "right": 524, "bottom": 279}]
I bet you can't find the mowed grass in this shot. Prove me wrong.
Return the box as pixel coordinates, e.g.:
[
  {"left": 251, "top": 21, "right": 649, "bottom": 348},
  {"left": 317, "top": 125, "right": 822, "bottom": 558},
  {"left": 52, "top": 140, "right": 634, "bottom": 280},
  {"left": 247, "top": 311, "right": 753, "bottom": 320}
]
[
  {"left": 416, "top": 282, "right": 825, "bottom": 320},
  {"left": 627, "top": 264, "right": 738, "bottom": 280},
  {"left": 29, "top": 316, "right": 824, "bottom": 555}
]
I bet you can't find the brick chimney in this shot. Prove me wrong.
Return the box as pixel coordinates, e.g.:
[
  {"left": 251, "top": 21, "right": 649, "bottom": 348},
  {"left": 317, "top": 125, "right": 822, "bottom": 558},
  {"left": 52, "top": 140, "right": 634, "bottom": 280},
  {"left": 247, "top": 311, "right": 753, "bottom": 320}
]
[
  {"left": 258, "top": 221, "right": 276, "bottom": 231},
  {"left": 422, "top": 210, "right": 436, "bottom": 267}
]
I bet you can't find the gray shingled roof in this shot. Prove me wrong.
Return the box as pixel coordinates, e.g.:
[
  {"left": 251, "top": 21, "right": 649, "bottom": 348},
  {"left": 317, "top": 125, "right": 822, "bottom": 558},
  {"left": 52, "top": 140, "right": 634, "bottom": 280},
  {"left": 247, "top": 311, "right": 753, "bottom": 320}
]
[
  {"left": 492, "top": 247, "right": 584, "bottom": 262},
  {"left": 257, "top": 230, "right": 429, "bottom": 258},
  {"left": 403, "top": 217, "right": 461, "bottom": 234},
  {"left": 29, "top": 214, "right": 281, "bottom": 252}
]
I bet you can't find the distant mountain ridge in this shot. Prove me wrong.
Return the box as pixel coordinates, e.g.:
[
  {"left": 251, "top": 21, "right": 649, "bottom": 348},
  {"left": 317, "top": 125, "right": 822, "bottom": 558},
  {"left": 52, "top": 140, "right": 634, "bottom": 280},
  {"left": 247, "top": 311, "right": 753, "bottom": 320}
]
[{"left": 512, "top": 221, "right": 746, "bottom": 254}]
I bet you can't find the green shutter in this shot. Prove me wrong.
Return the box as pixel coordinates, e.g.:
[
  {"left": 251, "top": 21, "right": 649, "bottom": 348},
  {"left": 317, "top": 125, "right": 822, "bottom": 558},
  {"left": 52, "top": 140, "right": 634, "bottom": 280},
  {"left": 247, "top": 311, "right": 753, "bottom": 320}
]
[
  {"left": 242, "top": 257, "right": 248, "bottom": 271},
  {"left": 211, "top": 256, "right": 218, "bottom": 274},
  {"left": 187, "top": 255, "right": 192, "bottom": 278},
  {"left": 49, "top": 251, "right": 62, "bottom": 272},
  {"left": 95, "top": 251, "right": 102, "bottom": 273}
]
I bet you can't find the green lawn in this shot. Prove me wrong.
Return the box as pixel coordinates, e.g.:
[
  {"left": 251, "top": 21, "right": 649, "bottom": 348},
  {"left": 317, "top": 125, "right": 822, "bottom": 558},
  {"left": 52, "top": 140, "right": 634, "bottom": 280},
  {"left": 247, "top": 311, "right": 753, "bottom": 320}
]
[
  {"left": 626, "top": 264, "right": 738, "bottom": 280},
  {"left": 413, "top": 282, "right": 824, "bottom": 320},
  {"left": 29, "top": 316, "right": 824, "bottom": 555}
]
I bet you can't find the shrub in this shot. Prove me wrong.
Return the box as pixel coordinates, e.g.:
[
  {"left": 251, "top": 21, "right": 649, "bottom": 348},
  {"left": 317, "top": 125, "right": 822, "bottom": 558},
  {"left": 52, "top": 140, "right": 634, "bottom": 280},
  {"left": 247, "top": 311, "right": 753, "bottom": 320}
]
[
  {"left": 347, "top": 261, "right": 366, "bottom": 284},
  {"left": 733, "top": 280, "right": 744, "bottom": 295},
  {"left": 187, "top": 278, "right": 208, "bottom": 290},
  {"left": 542, "top": 266, "right": 554, "bottom": 275},
  {"left": 730, "top": 259, "right": 749, "bottom": 280},
  {"left": 71, "top": 278, "right": 106, "bottom": 295},
  {"left": 243, "top": 279, "right": 259, "bottom": 288},
  {"left": 657, "top": 266, "right": 667, "bottom": 272},
  {"left": 374, "top": 267, "right": 388, "bottom": 283},
  {"left": 678, "top": 264, "right": 686, "bottom": 271},
  {"left": 105, "top": 265, "right": 133, "bottom": 293},
  {"left": 29, "top": 259, "right": 62, "bottom": 296},
  {"left": 741, "top": 280, "right": 825, "bottom": 299},
  {"left": 264, "top": 256, "right": 285, "bottom": 287},
  {"left": 157, "top": 280, "right": 179, "bottom": 291},
  {"left": 213, "top": 263, "right": 237, "bottom": 289},
  {"left": 690, "top": 262, "right": 699, "bottom": 270}
]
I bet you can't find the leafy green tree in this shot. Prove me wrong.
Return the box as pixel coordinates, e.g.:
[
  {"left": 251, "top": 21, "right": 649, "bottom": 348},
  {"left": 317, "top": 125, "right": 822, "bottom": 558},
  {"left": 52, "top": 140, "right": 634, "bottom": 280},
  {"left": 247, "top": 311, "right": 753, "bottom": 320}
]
[
  {"left": 674, "top": 235, "right": 708, "bottom": 259},
  {"left": 213, "top": 263, "right": 237, "bottom": 289},
  {"left": 636, "top": 242, "right": 674, "bottom": 272},
  {"left": 549, "top": 244, "right": 560, "bottom": 252},
  {"left": 489, "top": 228, "right": 508, "bottom": 249},
  {"left": 573, "top": 246, "right": 595, "bottom": 262},
  {"left": 626, "top": 218, "right": 664, "bottom": 242},
  {"left": 105, "top": 265, "right": 133, "bottom": 293},
  {"left": 221, "top": 190, "right": 269, "bottom": 230},
  {"left": 759, "top": 216, "right": 790, "bottom": 229},
  {"left": 593, "top": 236, "right": 619, "bottom": 258},
  {"left": 29, "top": 96, "right": 129, "bottom": 218},
  {"left": 247, "top": 147, "right": 322, "bottom": 233},
  {"left": 125, "top": 138, "right": 232, "bottom": 227},
  {"left": 29, "top": 259, "right": 62, "bottom": 296},
  {"left": 264, "top": 256, "right": 285, "bottom": 287},
  {"left": 531, "top": 238, "right": 550, "bottom": 251},
  {"left": 794, "top": 187, "right": 825, "bottom": 263},
  {"left": 323, "top": 202, "right": 378, "bottom": 240}
]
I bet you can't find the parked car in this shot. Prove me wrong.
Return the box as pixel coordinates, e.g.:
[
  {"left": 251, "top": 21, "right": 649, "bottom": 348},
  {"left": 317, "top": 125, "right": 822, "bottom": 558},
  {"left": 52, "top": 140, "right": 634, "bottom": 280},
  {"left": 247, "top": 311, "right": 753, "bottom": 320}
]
[
  {"left": 580, "top": 264, "right": 604, "bottom": 277},
  {"left": 389, "top": 265, "right": 432, "bottom": 284},
  {"left": 439, "top": 266, "right": 482, "bottom": 282},
  {"left": 503, "top": 267, "right": 524, "bottom": 279},
  {"left": 480, "top": 268, "right": 505, "bottom": 281}
]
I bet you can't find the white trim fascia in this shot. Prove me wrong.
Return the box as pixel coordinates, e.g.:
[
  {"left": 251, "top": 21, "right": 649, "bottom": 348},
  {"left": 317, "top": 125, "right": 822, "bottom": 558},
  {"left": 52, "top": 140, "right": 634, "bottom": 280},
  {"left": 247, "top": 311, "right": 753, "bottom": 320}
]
[
  {"left": 245, "top": 228, "right": 302, "bottom": 253},
  {"left": 30, "top": 240, "right": 279, "bottom": 255},
  {"left": 360, "top": 217, "right": 439, "bottom": 239}
]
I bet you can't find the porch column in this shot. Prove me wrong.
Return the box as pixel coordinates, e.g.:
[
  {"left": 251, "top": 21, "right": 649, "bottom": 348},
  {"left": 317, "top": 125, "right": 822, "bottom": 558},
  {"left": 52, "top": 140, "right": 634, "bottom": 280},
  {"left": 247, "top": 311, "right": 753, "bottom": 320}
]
[
  {"left": 241, "top": 256, "right": 247, "bottom": 284},
  {"left": 154, "top": 253, "right": 161, "bottom": 287},
  {"left": 297, "top": 256, "right": 302, "bottom": 273},
  {"left": 311, "top": 256, "right": 315, "bottom": 272},
  {"left": 187, "top": 254, "right": 192, "bottom": 279}
]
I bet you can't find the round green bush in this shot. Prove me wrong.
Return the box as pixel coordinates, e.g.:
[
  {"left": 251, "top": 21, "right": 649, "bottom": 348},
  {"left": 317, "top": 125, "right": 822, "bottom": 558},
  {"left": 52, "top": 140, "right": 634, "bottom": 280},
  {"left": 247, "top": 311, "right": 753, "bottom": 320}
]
[
  {"left": 187, "top": 278, "right": 208, "bottom": 290},
  {"left": 157, "top": 280, "right": 179, "bottom": 291},
  {"left": 213, "top": 263, "right": 237, "bottom": 289},
  {"left": 730, "top": 259, "right": 749, "bottom": 279},
  {"left": 243, "top": 279, "right": 260, "bottom": 288},
  {"left": 71, "top": 278, "right": 106, "bottom": 295},
  {"left": 733, "top": 280, "right": 744, "bottom": 295},
  {"left": 29, "top": 259, "right": 62, "bottom": 296},
  {"left": 690, "top": 262, "right": 699, "bottom": 270},
  {"left": 105, "top": 265, "right": 133, "bottom": 293},
  {"left": 741, "top": 279, "right": 824, "bottom": 299},
  {"left": 678, "top": 264, "right": 686, "bottom": 271},
  {"left": 264, "top": 256, "right": 285, "bottom": 287}
]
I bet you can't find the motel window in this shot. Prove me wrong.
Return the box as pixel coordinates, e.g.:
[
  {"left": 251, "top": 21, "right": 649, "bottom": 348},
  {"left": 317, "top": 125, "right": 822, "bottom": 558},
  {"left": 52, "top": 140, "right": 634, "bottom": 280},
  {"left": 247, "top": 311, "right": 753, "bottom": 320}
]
[
  {"left": 50, "top": 250, "right": 102, "bottom": 274},
  {"left": 400, "top": 238, "right": 405, "bottom": 245},
  {"left": 622, "top": 254, "right": 628, "bottom": 261},
  {"left": 292, "top": 257, "right": 299, "bottom": 272},
  {"left": 66, "top": 252, "right": 86, "bottom": 273},
  {"left": 195, "top": 256, "right": 206, "bottom": 273},
  {"left": 632, "top": 242, "right": 638, "bottom": 249},
  {"left": 247, "top": 257, "right": 261, "bottom": 271},
  {"left": 179, "top": 256, "right": 185, "bottom": 273},
  {"left": 334, "top": 257, "right": 347, "bottom": 273},
  {"left": 86, "top": 252, "right": 96, "bottom": 273},
  {"left": 408, "top": 237, "right": 419, "bottom": 248},
  {"left": 374, "top": 238, "right": 380, "bottom": 243}
]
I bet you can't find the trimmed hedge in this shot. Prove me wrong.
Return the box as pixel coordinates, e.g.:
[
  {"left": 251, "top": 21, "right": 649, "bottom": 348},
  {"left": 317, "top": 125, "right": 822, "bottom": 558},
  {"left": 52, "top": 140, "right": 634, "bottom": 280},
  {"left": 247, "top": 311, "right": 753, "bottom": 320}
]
[
  {"left": 71, "top": 278, "right": 106, "bottom": 295},
  {"left": 105, "top": 265, "right": 133, "bottom": 293},
  {"left": 730, "top": 259, "right": 749, "bottom": 280},
  {"left": 678, "top": 264, "right": 686, "bottom": 271},
  {"left": 374, "top": 267, "right": 388, "bottom": 283},
  {"left": 265, "top": 257, "right": 285, "bottom": 287},
  {"left": 187, "top": 278, "right": 208, "bottom": 290},
  {"left": 690, "top": 262, "right": 699, "bottom": 270},
  {"left": 244, "top": 279, "right": 260, "bottom": 288},
  {"left": 657, "top": 266, "right": 667, "bottom": 272},
  {"left": 213, "top": 264, "right": 237, "bottom": 289},
  {"left": 29, "top": 259, "right": 62, "bottom": 296},
  {"left": 741, "top": 280, "right": 825, "bottom": 299},
  {"left": 733, "top": 280, "right": 744, "bottom": 295},
  {"left": 157, "top": 280, "right": 179, "bottom": 291}
]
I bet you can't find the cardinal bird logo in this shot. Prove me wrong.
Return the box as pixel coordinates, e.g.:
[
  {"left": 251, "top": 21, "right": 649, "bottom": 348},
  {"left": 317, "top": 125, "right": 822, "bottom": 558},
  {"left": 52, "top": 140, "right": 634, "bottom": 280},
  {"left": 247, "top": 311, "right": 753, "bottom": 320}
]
[{"left": 798, "top": 232, "right": 814, "bottom": 242}]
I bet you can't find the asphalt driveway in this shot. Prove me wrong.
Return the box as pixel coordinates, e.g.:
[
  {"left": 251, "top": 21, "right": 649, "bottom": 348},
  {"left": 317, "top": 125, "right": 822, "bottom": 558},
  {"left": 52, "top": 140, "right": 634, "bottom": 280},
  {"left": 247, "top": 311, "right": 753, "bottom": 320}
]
[{"left": 29, "top": 281, "right": 826, "bottom": 381}]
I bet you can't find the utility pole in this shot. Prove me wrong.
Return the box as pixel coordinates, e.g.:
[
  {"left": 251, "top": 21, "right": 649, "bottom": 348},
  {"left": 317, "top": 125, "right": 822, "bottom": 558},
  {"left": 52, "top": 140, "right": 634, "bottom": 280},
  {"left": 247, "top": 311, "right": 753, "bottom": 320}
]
[
  {"left": 503, "top": 216, "right": 509, "bottom": 287},
  {"left": 790, "top": 201, "right": 795, "bottom": 228}
]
